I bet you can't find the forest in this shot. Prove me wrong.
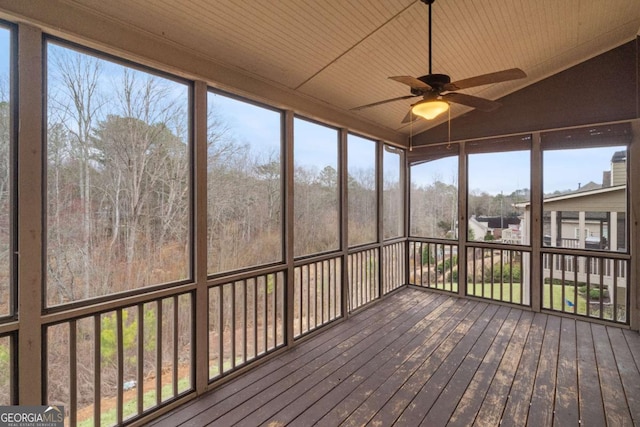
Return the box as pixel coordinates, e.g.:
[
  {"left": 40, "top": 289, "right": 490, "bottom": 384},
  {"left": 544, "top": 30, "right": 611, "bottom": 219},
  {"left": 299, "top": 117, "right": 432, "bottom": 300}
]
[{"left": 24, "top": 41, "right": 398, "bottom": 417}]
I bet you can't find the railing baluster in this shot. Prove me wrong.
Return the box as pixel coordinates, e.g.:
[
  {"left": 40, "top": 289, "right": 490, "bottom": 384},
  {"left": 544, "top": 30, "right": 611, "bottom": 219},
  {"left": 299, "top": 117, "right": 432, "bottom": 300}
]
[
  {"left": 317, "top": 262, "right": 321, "bottom": 326},
  {"left": 117, "top": 309, "right": 124, "bottom": 424},
  {"left": 561, "top": 255, "right": 566, "bottom": 312},
  {"left": 271, "top": 274, "right": 276, "bottom": 348},
  {"left": 94, "top": 315, "right": 101, "bottom": 427},
  {"left": 173, "top": 296, "right": 179, "bottom": 397},
  {"left": 252, "top": 279, "right": 257, "bottom": 360},
  {"left": 153, "top": 302, "right": 161, "bottom": 406},
  {"left": 328, "top": 259, "right": 333, "bottom": 320},
  {"left": 265, "top": 277, "right": 270, "bottom": 349},
  {"left": 599, "top": 257, "right": 604, "bottom": 319},
  {"left": 137, "top": 304, "right": 143, "bottom": 414},
  {"left": 586, "top": 256, "right": 591, "bottom": 317},
  {"left": 613, "top": 261, "right": 618, "bottom": 322},
  {"left": 70, "top": 320, "right": 77, "bottom": 427},
  {"left": 231, "top": 283, "right": 236, "bottom": 369},
  {"left": 308, "top": 265, "right": 313, "bottom": 331},
  {"left": 242, "top": 280, "right": 247, "bottom": 365},
  {"left": 218, "top": 287, "right": 223, "bottom": 375}
]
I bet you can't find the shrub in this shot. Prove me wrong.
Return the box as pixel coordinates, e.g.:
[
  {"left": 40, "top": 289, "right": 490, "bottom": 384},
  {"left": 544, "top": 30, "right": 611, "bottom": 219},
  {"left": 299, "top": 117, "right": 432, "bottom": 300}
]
[
  {"left": 422, "top": 245, "right": 434, "bottom": 265},
  {"left": 588, "top": 288, "right": 608, "bottom": 300},
  {"left": 437, "top": 256, "right": 458, "bottom": 274},
  {"left": 485, "top": 262, "right": 522, "bottom": 282}
]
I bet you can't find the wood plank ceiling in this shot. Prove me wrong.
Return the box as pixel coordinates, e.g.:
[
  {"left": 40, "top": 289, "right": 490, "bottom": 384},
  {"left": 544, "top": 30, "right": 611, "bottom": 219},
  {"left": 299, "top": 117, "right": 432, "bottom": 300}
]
[{"left": 61, "top": 0, "right": 640, "bottom": 137}]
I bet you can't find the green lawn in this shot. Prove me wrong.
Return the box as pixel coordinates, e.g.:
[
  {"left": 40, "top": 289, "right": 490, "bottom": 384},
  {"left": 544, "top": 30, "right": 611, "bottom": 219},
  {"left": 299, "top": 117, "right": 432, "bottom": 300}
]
[
  {"left": 466, "top": 281, "right": 523, "bottom": 304},
  {"left": 465, "top": 281, "right": 620, "bottom": 320}
]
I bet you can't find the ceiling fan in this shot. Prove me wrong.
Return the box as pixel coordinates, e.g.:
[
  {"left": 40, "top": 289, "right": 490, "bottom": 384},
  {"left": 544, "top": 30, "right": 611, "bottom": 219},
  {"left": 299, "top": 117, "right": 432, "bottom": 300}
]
[{"left": 352, "top": 0, "right": 527, "bottom": 123}]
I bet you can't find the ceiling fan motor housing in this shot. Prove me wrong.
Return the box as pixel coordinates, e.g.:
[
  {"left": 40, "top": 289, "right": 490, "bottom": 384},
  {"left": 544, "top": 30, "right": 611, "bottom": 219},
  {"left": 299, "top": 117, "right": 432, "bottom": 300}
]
[{"left": 419, "top": 73, "right": 450, "bottom": 90}]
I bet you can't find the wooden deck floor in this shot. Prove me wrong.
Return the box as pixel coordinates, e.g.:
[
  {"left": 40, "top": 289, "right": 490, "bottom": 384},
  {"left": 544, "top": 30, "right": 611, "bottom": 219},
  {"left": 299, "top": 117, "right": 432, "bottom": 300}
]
[{"left": 152, "top": 288, "right": 640, "bottom": 426}]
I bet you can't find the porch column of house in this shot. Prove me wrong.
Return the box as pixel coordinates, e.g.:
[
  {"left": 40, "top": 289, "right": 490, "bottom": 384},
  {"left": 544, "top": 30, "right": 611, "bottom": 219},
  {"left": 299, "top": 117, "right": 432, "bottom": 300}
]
[
  {"left": 604, "top": 211, "right": 619, "bottom": 308},
  {"left": 578, "top": 211, "right": 586, "bottom": 273},
  {"left": 550, "top": 211, "right": 557, "bottom": 246},
  {"left": 609, "top": 211, "right": 618, "bottom": 251},
  {"left": 521, "top": 211, "right": 531, "bottom": 305},
  {"left": 578, "top": 211, "right": 586, "bottom": 247}
]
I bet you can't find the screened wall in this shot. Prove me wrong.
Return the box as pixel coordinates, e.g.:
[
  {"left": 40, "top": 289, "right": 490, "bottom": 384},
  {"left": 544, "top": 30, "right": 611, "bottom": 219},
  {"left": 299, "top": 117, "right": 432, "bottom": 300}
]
[{"left": 0, "top": 9, "right": 638, "bottom": 427}]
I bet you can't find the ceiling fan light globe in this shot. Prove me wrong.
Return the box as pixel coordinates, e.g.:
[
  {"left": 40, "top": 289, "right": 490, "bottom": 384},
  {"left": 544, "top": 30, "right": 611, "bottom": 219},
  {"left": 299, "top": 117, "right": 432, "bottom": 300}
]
[{"left": 411, "top": 100, "right": 449, "bottom": 120}]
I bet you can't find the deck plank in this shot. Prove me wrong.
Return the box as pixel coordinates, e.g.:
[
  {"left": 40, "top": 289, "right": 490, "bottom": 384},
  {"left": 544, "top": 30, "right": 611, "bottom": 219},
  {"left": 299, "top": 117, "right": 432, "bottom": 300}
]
[
  {"left": 576, "top": 321, "right": 606, "bottom": 426},
  {"left": 442, "top": 308, "right": 522, "bottom": 427},
  {"left": 499, "top": 312, "right": 548, "bottom": 426},
  {"left": 592, "top": 323, "right": 634, "bottom": 426},
  {"left": 256, "top": 294, "right": 458, "bottom": 426},
  {"left": 553, "top": 317, "right": 579, "bottom": 426},
  {"left": 401, "top": 306, "right": 515, "bottom": 426},
  {"left": 338, "top": 302, "right": 494, "bottom": 426},
  {"left": 150, "top": 288, "right": 640, "bottom": 427},
  {"left": 471, "top": 310, "right": 533, "bottom": 426},
  {"left": 312, "top": 300, "right": 481, "bottom": 427},
  {"left": 608, "top": 327, "right": 640, "bottom": 424},
  {"left": 527, "top": 314, "right": 561, "bottom": 426},
  {"left": 206, "top": 291, "right": 443, "bottom": 426},
  {"left": 154, "top": 289, "right": 423, "bottom": 427},
  {"left": 281, "top": 297, "right": 473, "bottom": 426},
  {"left": 422, "top": 306, "right": 524, "bottom": 426}
]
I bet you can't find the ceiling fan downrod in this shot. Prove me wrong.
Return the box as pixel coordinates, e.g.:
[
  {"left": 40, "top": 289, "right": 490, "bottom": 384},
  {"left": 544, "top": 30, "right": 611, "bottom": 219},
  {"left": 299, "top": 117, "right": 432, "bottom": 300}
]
[{"left": 420, "top": 0, "right": 436, "bottom": 74}]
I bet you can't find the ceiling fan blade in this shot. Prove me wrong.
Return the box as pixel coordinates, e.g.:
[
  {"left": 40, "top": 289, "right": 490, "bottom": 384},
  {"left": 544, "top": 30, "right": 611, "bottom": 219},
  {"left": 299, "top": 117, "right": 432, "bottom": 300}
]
[
  {"left": 445, "top": 68, "right": 526, "bottom": 91},
  {"left": 389, "top": 76, "right": 432, "bottom": 91},
  {"left": 351, "top": 94, "right": 418, "bottom": 111},
  {"left": 401, "top": 109, "right": 419, "bottom": 124},
  {"left": 443, "top": 92, "right": 501, "bottom": 112}
]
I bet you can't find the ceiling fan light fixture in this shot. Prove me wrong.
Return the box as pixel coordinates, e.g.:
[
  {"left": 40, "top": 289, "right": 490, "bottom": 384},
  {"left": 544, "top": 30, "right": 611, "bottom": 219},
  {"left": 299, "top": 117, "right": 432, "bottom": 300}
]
[{"left": 411, "top": 99, "right": 449, "bottom": 120}]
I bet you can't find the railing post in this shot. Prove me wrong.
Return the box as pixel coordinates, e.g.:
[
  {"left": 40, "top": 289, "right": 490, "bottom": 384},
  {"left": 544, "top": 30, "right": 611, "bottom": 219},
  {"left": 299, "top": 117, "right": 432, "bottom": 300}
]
[
  {"left": 530, "top": 132, "right": 543, "bottom": 312},
  {"left": 193, "top": 80, "right": 209, "bottom": 394},
  {"left": 284, "top": 111, "right": 296, "bottom": 344},
  {"left": 340, "top": 129, "right": 350, "bottom": 317},
  {"left": 457, "top": 142, "right": 468, "bottom": 298},
  {"left": 17, "top": 23, "right": 44, "bottom": 405},
  {"left": 629, "top": 119, "right": 640, "bottom": 330}
]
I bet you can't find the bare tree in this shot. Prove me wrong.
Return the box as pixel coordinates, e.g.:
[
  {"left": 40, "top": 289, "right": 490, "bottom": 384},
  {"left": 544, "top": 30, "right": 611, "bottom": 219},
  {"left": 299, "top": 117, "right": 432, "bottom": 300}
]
[{"left": 48, "top": 47, "right": 105, "bottom": 300}]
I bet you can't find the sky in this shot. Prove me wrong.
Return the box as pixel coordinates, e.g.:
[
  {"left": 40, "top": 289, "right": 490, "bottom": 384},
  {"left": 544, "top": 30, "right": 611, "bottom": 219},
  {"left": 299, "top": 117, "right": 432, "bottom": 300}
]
[
  {"left": 0, "top": 27, "right": 8, "bottom": 81},
  {"left": 414, "top": 146, "right": 624, "bottom": 196},
  {"left": 0, "top": 27, "right": 627, "bottom": 196}
]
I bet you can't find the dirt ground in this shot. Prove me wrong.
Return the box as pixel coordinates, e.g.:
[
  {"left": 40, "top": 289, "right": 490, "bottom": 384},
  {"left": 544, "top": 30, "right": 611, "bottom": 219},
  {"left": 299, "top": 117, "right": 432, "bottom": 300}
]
[{"left": 75, "top": 363, "right": 191, "bottom": 424}]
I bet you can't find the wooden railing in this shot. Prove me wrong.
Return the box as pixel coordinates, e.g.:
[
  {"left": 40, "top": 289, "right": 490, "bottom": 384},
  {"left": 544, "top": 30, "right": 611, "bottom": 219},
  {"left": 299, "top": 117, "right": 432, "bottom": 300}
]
[
  {"left": 44, "top": 289, "right": 194, "bottom": 426},
  {"left": 293, "top": 257, "right": 342, "bottom": 339},
  {"left": 348, "top": 247, "right": 379, "bottom": 312},
  {"left": 408, "top": 240, "right": 458, "bottom": 294},
  {"left": 542, "top": 250, "right": 628, "bottom": 323},
  {"left": 209, "top": 271, "right": 286, "bottom": 377},
  {"left": 382, "top": 241, "right": 405, "bottom": 295},
  {"left": 33, "top": 235, "right": 633, "bottom": 427},
  {"left": 466, "top": 245, "right": 530, "bottom": 306}
]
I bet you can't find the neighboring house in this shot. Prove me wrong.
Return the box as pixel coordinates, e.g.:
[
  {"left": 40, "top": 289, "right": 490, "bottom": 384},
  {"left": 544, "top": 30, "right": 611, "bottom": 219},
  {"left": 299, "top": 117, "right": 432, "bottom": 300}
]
[
  {"left": 468, "top": 215, "right": 521, "bottom": 242},
  {"left": 501, "top": 224, "right": 522, "bottom": 245},
  {"left": 515, "top": 151, "right": 627, "bottom": 302},
  {"left": 468, "top": 215, "right": 490, "bottom": 241}
]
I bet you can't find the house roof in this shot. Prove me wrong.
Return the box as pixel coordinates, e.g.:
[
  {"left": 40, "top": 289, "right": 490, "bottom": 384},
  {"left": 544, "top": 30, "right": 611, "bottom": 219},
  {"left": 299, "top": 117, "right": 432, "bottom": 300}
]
[
  {"left": 3, "top": 0, "right": 638, "bottom": 143},
  {"left": 612, "top": 150, "right": 627, "bottom": 163},
  {"left": 515, "top": 184, "right": 626, "bottom": 213},
  {"left": 476, "top": 216, "right": 521, "bottom": 229}
]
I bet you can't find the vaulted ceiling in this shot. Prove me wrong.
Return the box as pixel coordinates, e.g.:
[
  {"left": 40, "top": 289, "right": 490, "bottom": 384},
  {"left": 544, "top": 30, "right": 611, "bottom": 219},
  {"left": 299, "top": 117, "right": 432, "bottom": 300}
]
[{"left": 12, "top": 0, "right": 640, "bottom": 139}]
